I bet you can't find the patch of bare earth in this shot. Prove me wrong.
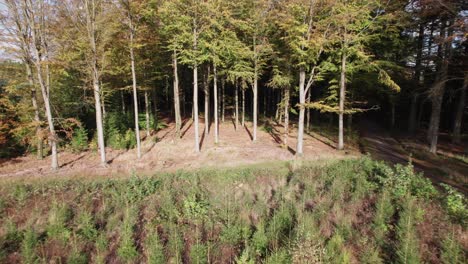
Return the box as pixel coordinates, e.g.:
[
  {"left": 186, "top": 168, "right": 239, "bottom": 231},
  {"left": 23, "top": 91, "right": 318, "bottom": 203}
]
[{"left": 0, "top": 118, "right": 356, "bottom": 179}]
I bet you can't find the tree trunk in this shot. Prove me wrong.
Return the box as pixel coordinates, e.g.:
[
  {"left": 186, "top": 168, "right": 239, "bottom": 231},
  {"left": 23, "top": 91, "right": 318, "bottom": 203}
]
[
  {"left": 221, "top": 79, "right": 225, "bottom": 123},
  {"left": 296, "top": 68, "right": 306, "bottom": 156},
  {"left": 242, "top": 88, "right": 245, "bottom": 127},
  {"left": 213, "top": 64, "right": 219, "bottom": 143},
  {"left": 283, "top": 85, "right": 290, "bottom": 147},
  {"left": 26, "top": 62, "right": 43, "bottom": 159},
  {"left": 306, "top": 90, "right": 311, "bottom": 132},
  {"left": 204, "top": 65, "right": 210, "bottom": 135},
  {"left": 338, "top": 52, "right": 347, "bottom": 150},
  {"left": 193, "top": 21, "right": 200, "bottom": 152},
  {"left": 145, "top": 90, "right": 150, "bottom": 138},
  {"left": 129, "top": 25, "right": 141, "bottom": 159},
  {"left": 408, "top": 94, "right": 418, "bottom": 134},
  {"left": 152, "top": 86, "right": 158, "bottom": 131},
  {"left": 173, "top": 50, "right": 182, "bottom": 138},
  {"left": 121, "top": 90, "right": 126, "bottom": 113},
  {"left": 27, "top": 0, "right": 58, "bottom": 169},
  {"left": 452, "top": 73, "right": 467, "bottom": 143},
  {"left": 408, "top": 23, "right": 425, "bottom": 134},
  {"left": 253, "top": 71, "right": 258, "bottom": 141},
  {"left": 235, "top": 80, "right": 239, "bottom": 130},
  {"left": 428, "top": 20, "right": 451, "bottom": 154}
]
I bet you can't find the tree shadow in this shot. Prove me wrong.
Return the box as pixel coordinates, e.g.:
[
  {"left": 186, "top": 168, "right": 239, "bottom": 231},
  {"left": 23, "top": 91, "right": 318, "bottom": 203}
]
[
  {"left": 244, "top": 125, "right": 253, "bottom": 141},
  {"left": 199, "top": 127, "right": 206, "bottom": 150},
  {"left": 306, "top": 131, "right": 337, "bottom": 149},
  {"left": 231, "top": 117, "right": 238, "bottom": 131},
  {"left": 108, "top": 151, "right": 124, "bottom": 164},
  {"left": 181, "top": 120, "right": 193, "bottom": 138},
  {"left": 265, "top": 122, "right": 296, "bottom": 155},
  {"left": 60, "top": 154, "right": 86, "bottom": 168}
]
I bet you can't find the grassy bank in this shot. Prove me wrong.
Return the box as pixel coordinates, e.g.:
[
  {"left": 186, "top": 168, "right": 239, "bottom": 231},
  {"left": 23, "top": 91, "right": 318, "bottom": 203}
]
[{"left": 0, "top": 157, "right": 466, "bottom": 263}]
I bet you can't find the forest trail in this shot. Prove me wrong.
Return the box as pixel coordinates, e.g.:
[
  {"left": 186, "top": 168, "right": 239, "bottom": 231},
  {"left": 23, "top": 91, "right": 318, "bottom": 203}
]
[
  {"left": 0, "top": 118, "right": 356, "bottom": 179},
  {"left": 359, "top": 120, "right": 468, "bottom": 194}
]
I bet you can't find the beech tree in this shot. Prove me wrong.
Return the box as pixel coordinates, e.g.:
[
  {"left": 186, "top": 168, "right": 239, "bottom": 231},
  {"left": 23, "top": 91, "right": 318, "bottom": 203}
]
[
  {"left": 24, "top": 0, "right": 59, "bottom": 169},
  {"left": 120, "top": 0, "right": 142, "bottom": 159},
  {"left": 2, "top": 0, "right": 43, "bottom": 159}
]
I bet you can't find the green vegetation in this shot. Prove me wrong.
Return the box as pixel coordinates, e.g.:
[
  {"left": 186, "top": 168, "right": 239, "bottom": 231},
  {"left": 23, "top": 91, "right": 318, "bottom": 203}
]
[{"left": 0, "top": 157, "right": 465, "bottom": 263}]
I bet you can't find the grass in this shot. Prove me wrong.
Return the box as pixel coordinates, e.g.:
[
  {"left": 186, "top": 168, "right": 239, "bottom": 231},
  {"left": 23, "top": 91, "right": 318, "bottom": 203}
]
[{"left": 0, "top": 157, "right": 466, "bottom": 263}]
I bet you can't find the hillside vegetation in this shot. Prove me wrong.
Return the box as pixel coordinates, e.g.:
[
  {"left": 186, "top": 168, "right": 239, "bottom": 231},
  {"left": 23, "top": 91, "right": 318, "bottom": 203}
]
[{"left": 0, "top": 157, "right": 466, "bottom": 263}]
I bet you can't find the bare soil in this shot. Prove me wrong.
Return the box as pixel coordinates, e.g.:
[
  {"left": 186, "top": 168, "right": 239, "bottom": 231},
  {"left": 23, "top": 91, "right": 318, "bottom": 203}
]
[{"left": 0, "top": 117, "right": 355, "bottom": 179}]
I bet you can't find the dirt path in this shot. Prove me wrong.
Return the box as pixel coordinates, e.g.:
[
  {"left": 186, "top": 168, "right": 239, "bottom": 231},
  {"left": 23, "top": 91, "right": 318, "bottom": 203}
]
[
  {"left": 359, "top": 120, "right": 468, "bottom": 194},
  {"left": 0, "top": 118, "right": 356, "bottom": 180}
]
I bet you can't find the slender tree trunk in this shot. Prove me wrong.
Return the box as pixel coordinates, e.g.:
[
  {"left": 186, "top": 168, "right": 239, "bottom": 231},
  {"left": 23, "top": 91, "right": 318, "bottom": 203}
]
[
  {"left": 391, "top": 102, "right": 395, "bottom": 129},
  {"left": 213, "top": 64, "right": 219, "bottom": 143},
  {"left": 408, "top": 94, "right": 419, "bottom": 133},
  {"left": 84, "top": 0, "right": 106, "bottom": 166},
  {"left": 152, "top": 86, "right": 158, "bottom": 130},
  {"left": 145, "top": 90, "right": 150, "bottom": 138},
  {"left": 306, "top": 90, "right": 311, "bottom": 132},
  {"left": 338, "top": 53, "right": 347, "bottom": 150},
  {"left": 193, "top": 21, "right": 200, "bottom": 152},
  {"left": 204, "top": 65, "right": 210, "bottom": 135},
  {"left": 253, "top": 70, "right": 258, "bottom": 141},
  {"left": 235, "top": 80, "right": 239, "bottom": 130},
  {"left": 428, "top": 20, "right": 451, "bottom": 154},
  {"left": 101, "top": 93, "right": 106, "bottom": 122},
  {"left": 26, "top": 0, "right": 58, "bottom": 169},
  {"left": 284, "top": 85, "right": 290, "bottom": 147},
  {"left": 408, "top": 24, "right": 425, "bottom": 134},
  {"left": 129, "top": 25, "right": 141, "bottom": 159},
  {"left": 275, "top": 90, "right": 280, "bottom": 121},
  {"left": 347, "top": 114, "right": 352, "bottom": 131},
  {"left": 173, "top": 50, "right": 181, "bottom": 138},
  {"left": 452, "top": 73, "right": 467, "bottom": 143},
  {"left": 121, "top": 90, "right": 126, "bottom": 113},
  {"left": 242, "top": 88, "right": 245, "bottom": 127},
  {"left": 296, "top": 68, "right": 306, "bottom": 156},
  {"left": 221, "top": 79, "right": 225, "bottom": 123},
  {"left": 26, "top": 62, "right": 43, "bottom": 159}
]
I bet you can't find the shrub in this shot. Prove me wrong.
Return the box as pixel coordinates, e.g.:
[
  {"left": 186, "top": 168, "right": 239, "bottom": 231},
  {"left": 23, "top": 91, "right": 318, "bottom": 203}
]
[
  {"left": 372, "top": 189, "right": 394, "bottom": 245},
  {"left": 220, "top": 223, "right": 249, "bottom": 247},
  {"left": 94, "top": 233, "right": 108, "bottom": 264},
  {"left": 145, "top": 230, "right": 165, "bottom": 264},
  {"left": 325, "top": 234, "right": 351, "bottom": 264},
  {"left": 167, "top": 224, "right": 183, "bottom": 263},
  {"left": 395, "top": 196, "right": 423, "bottom": 264},
  {"left": 440, "top": 231, "right": 465, "bottom": 264},
  {"left": 76, "top": 211, "right": 98, "bottom": 241},
  {"left": 441, "top": 184, "right": 467, "bottom": 224},
  {"left": 108, "top": 131, "right": 127, "bottom": 150},
  {"left": 189, "top": 243, "right": 208, "bottom": 264},
  {"left": 70, "top": 127, "right": 88, "bottom": 152},
  {"left": 68, "top": 244, "right": 88, "bottom": 264},
  {"left": 21, "top": 227, "right": 38, "bottom": 264},
  {"left": 46, "top": 202, "right": 72, "bottom": 242},
  {"left": 251, "top": 222, "right": 269, "bottom": 257},
  {"left": 117, "top": 207, "right": 139, "bottom": 262},
  {"left": 124, "top": 129, "right": 137, "bottom": 149},
  {"left": 264, "top": 249, "right": 291, "bottom": 264}
]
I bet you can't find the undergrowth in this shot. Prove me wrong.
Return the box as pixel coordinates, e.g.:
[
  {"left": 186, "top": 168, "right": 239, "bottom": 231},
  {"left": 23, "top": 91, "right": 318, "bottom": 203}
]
[{"left": 0, "top": 157, "right": 465, "bottom": 263}]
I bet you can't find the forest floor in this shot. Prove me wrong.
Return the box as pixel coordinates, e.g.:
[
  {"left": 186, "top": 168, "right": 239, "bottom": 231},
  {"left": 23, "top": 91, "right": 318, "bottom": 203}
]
[
  {"left": 0, "top": 117, "right": 357, "bottom": 179},
  {"left": 359, "top": 120, "right": 468, "bottom": 194}
]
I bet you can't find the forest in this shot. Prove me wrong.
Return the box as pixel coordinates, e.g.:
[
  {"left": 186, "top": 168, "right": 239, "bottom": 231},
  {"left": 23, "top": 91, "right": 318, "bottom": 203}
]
[{"left": 0, "top": 0, "right": 466, "bottom": 263}]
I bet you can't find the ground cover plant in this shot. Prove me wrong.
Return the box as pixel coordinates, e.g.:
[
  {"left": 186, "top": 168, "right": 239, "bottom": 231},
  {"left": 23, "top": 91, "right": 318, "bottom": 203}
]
[{"left": 0, "top": 157, "right": 466, "bottom": 263}]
